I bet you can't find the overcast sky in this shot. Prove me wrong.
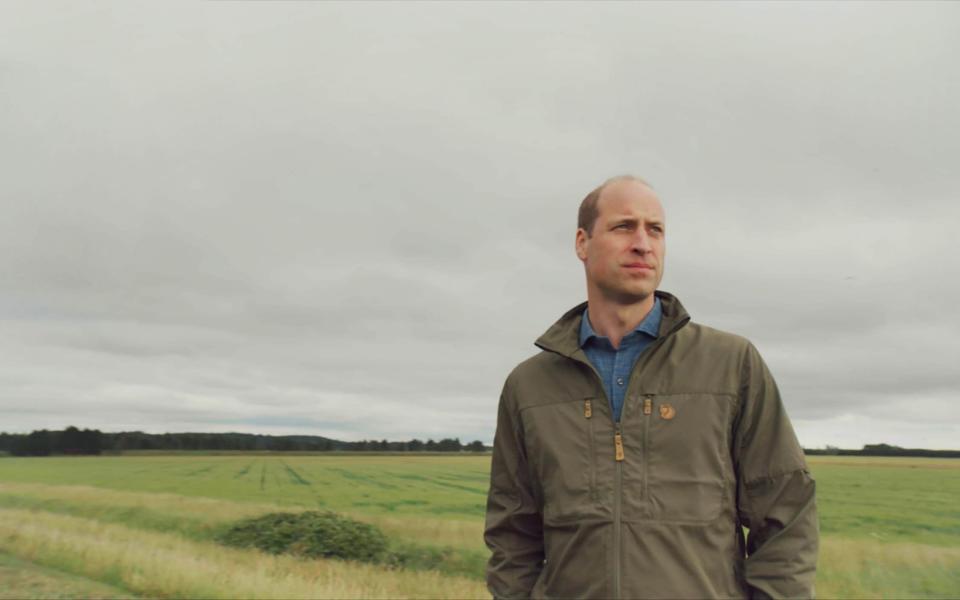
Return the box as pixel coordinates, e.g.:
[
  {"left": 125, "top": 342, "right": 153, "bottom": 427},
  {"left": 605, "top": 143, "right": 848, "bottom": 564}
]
[{"left": 2, "top": 2, "right": 958, "bottom": 449}]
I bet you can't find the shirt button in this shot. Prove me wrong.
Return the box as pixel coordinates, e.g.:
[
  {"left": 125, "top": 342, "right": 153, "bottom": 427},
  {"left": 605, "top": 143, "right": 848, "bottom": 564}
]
[{"left": 616, "top": 377, "right": 624, "bottom": 386}]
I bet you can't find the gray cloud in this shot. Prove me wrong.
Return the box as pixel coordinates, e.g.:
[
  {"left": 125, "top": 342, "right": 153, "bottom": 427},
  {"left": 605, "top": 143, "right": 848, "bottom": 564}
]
[{"left": 1, "top": 2, "right": 958, "bottom": 448}]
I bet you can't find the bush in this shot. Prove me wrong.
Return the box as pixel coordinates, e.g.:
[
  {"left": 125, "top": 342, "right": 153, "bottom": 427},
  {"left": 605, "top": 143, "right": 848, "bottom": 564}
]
[
  {"left": 383, "top": 540, "right": 487, "bottom": 579},
  {"left": 215, "top": 511, "right": 388, "bottom": 562},
  {"left": 215, "top": 511, "right": 487, "bottom": 579}
]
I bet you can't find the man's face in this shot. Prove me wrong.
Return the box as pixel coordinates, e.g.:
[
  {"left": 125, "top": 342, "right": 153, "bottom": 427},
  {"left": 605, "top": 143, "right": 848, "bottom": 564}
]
[{"left": 575, "top": 180, "right": 666, "bottom": 305}]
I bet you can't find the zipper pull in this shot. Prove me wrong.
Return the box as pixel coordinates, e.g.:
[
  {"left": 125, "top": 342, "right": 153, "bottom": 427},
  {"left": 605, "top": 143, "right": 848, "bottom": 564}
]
[
  {"left": 643, "top": 396, "right": 652, "bottom": 415},
  {"left": 614, "top": 431, "right": 624, "bottom": 461},
  {"left": 584, "top": 399, "right": 592, "bottom": 419}
]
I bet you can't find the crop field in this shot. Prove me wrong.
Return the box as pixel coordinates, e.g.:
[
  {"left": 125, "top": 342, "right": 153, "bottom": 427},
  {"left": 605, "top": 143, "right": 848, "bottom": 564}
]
[{"left": 0, "top": 454, "right": 958, "bottom": 599}]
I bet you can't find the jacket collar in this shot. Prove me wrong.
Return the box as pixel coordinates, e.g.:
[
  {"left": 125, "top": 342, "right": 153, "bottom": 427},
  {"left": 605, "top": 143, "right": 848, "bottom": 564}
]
[
  {"left": 535, "top": 290, "right": 691, "bottom": 359},
  {"left": 579, "top": 295, "right": 662, "bottom": 347}
]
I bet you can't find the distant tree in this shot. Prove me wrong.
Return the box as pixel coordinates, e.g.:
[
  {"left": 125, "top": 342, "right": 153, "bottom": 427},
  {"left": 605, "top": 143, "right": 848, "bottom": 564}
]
[
  {"left": 117, "top": 431, "right": 157, "bottom": 451},
  {"left": 3, "top": 429, "right": 502, "bottom": 455},
  {"left": 57, "top": 426, "right": 83, "bottom": 454},
  {"left": 0, "top": 432, "right": 22, "bottom": 453},
  {"left": 9, "top": 435, "right": 28, "bottom": 456},
  {"left": 437, "top": 438, "right": 462, "bottom": 452},
  {"left": 12, "top": 430, "right": 53, "bottom": 456},
  {"left": 161, "top": 433, "right": 182, "bottom": 450},
  {"left": 273, "top": 437, "right": 295, "bottom": 451},
  {"left": 83, "top": 429, "right": 100, "bottom": 454},
  {"left": 863, "top": 443, "right": 903, "bottom": 456}
]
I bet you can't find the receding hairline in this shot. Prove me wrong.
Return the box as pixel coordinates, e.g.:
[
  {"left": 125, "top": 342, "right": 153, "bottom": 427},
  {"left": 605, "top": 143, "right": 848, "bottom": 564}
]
[
  {"left": 578, "top": 175, "right": 657, "bottom": 237},
  {"left": 600, "top": 174, "right": 655, "bottom": 192}
]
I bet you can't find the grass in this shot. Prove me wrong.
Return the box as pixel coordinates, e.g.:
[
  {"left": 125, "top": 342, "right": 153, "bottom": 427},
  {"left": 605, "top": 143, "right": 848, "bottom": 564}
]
[
  {"left": 0, "top": 508, "right": 488, "bottom": 599},
  {"left": 0, "top": 480, "right": 484, "bottom": 551},
  {"left": 0, "top": 552, "right": 136, "bottom": 599},
  {"left": 0, "top": 481, "right": 488, "bottom": 582},
  {"left": 0, "top": 455, "right": 490, "bottom": 519},
  {"left": 817, "top": 538, "right": 960, "bottom": 599},
  {"left": 810, "top": 456, "right": 960, "bottom": 547},
  {"left": 0, "top": 454, "right": 957, "bottom": 598}
]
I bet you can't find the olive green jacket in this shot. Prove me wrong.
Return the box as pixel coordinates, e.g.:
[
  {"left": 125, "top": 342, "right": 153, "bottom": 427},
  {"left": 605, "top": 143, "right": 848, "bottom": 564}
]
[{"left": 484, "top": 291, "right": 818, "bottom": 599}]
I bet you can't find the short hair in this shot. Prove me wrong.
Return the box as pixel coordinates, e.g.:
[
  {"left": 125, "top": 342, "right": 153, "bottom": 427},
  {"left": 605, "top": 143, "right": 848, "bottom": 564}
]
[{"left": 578, "top": 175, "right": 654, "bottom": 237}]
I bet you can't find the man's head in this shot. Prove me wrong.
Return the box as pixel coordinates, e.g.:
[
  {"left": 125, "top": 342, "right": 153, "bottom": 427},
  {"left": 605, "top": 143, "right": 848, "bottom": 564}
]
[{"left": 575, "top": 175, "right": 666, "bottom": 305}]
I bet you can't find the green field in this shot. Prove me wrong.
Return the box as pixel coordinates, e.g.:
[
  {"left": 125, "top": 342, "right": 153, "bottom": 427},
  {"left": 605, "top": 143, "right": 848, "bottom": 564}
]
[{"left": 0, "top": 454, "right": 958, "bottom": 598}]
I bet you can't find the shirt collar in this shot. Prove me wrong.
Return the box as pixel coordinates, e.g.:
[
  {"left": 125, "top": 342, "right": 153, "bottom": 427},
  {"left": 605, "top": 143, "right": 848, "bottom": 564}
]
[{"left": 579, "top": 296, "right": 662, "bottom": 348}]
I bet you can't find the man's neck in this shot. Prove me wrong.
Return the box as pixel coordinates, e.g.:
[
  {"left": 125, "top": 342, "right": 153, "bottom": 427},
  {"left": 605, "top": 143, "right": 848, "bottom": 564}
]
[{"left": 585, "top": 292, "right": 656, "bottom": 350}]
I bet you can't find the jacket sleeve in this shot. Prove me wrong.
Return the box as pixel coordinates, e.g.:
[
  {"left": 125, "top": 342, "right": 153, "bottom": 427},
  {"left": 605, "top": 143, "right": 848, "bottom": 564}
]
[
  {"left": 484, "top": 375, "right": 544, "bottom": 599},
  {"left": 734, "top": 342, "right": 819, "bottom": 600}
]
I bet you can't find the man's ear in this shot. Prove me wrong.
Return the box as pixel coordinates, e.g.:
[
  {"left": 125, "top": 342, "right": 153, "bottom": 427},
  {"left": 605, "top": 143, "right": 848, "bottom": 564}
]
[{"left": 575, "top": 228, "right": 589, "bottom": 261}]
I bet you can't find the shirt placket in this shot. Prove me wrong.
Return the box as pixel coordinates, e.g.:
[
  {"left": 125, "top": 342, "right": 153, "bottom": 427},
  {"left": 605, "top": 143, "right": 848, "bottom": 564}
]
[{"left": 612, "top": 334, "right": 637, "bottom": 422}]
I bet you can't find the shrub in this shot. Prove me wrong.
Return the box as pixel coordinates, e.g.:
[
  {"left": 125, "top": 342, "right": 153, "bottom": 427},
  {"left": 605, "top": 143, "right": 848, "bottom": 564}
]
[
  {"left": 383, "top": 540, "right": 487, "bottom": 579},
  {"left": 215, "top": 511, "right": 388, "bottom": 562}
]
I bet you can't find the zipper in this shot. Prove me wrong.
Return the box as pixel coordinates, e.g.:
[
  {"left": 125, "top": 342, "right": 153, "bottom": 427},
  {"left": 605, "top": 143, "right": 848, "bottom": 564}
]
[
  {"left": 643, "top": 395, "right": 653, "bottom": 518},
  {"left": 577, "top": 361, "right": 621, "bottom": 600},
  {"left": 533, "top": 305, "right": 690, "bottom": 600},
  {"left": 613, "top": 420, "right": 623, "bottom": 600},
  {"left": 585, "top": 400, "right": 597, "bottom": 503}
]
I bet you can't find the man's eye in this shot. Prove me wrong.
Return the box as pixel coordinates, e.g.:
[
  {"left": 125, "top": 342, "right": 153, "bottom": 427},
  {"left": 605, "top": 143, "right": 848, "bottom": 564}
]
[{"left": 615, "top": 224, "right": 629, "bottom": 230}]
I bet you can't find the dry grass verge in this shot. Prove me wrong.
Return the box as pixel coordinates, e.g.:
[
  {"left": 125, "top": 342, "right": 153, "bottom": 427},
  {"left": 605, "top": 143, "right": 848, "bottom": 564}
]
[{"left": 0, "top": 507, "right": 490, "bottom": 599}]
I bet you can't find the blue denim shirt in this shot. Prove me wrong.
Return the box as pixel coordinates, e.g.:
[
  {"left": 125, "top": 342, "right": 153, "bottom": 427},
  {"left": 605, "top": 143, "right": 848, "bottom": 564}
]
[{"left": 579, "top": 297, "right": 662, "bottom": 423}]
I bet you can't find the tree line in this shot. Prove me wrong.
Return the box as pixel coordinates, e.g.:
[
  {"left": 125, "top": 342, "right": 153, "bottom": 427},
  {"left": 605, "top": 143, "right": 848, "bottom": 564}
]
[
  {"left": 804, "top": 443, "right": 960, "bottom": 458},
  {"left": 3, "top": 428, "right": 955, "bottom": 458},
  {"left": 0, "top": 427, "right": 489, "bottom": 456}
]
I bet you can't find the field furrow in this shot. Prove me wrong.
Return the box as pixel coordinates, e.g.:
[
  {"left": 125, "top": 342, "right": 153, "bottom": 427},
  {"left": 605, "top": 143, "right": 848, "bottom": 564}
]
[{"left": 0, "top": 454, "right": 957, "bottom": 598}]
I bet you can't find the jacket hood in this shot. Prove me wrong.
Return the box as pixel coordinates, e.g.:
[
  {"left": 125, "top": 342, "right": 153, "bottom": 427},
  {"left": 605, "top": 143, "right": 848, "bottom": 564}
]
[{"left": 534, "top": 290, "right": 691, "bottom": 358}]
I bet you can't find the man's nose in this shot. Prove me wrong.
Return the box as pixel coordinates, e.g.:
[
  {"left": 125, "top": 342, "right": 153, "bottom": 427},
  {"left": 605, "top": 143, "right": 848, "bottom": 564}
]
[{"left": 630, "top": 230, "right": 653, "bottom": 254}]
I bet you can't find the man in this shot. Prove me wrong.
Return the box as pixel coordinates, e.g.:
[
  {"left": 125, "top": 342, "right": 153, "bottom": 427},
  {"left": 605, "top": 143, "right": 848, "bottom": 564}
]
[{"left": 484, "top": 176, "right": 818, "bottom": 599}]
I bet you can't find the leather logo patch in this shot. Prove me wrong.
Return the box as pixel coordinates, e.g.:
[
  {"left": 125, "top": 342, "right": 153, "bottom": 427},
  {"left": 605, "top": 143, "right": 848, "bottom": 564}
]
[{"left": 659, "top": 403, "right": 676, "bottom": 420}]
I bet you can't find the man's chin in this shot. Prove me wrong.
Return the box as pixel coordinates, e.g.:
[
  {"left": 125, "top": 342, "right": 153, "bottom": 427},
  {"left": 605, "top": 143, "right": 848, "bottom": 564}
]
[{"left": 603, "top": 286, "right": 655, "bottom": 305}]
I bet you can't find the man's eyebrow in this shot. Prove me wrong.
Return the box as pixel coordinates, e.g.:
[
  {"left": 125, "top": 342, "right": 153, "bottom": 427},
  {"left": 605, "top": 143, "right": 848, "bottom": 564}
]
[{"left": 609, "top": 217, "right": 665, "bottom": 227}]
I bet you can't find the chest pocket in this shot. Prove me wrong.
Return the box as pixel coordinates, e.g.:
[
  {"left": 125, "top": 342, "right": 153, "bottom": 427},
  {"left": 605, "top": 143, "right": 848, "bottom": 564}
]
[
  {"left": 521, "top": 399, "right": 598, "bottom": 524},
  {"left": 642, "top": 393, "right": 734, "bottom": 522}
]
